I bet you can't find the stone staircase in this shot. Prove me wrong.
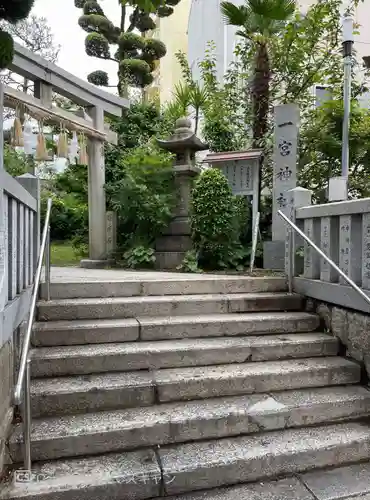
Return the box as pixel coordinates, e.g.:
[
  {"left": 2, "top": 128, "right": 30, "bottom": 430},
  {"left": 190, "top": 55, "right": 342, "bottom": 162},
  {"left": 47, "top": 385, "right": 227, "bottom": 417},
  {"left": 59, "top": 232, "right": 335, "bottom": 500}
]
[{"left": 2, "top": 274, "right": 370, "bottom": 500}]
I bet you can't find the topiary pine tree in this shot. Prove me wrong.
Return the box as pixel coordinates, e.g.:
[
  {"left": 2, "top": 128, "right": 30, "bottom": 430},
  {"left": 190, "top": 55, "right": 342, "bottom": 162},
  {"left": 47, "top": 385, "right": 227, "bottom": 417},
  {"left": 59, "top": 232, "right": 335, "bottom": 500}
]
[
  {"left": 75, "top": 0, "right": 182, "bottom": 97},
  {"left": 0, "top": 0, "right": 34, "bottom": 69}
]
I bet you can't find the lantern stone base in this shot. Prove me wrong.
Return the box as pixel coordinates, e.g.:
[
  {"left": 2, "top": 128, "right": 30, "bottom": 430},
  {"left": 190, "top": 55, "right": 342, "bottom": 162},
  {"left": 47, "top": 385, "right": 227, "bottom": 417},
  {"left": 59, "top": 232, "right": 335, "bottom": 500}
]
[
  {"left": 80, "top": 259, "right": 116, "bottom": 269},
  {"left": 155, "top": 251, "right": 187, "bottom": 270},
  {"left": 156, "top": 234, "right": 193, "bottom": 253},
  {"left": 263, "top": 241, "right": 285, "bottom": 270},
  {"left": 155, "top": 217, "right": 193, "bottom": 270}
]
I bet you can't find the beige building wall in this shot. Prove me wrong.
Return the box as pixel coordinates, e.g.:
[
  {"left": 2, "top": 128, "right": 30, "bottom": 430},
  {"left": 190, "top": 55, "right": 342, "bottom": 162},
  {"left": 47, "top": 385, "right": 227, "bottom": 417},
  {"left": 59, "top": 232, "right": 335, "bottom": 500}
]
[{"left": 156, "top": 0, "right": 191, "bottom": 105}]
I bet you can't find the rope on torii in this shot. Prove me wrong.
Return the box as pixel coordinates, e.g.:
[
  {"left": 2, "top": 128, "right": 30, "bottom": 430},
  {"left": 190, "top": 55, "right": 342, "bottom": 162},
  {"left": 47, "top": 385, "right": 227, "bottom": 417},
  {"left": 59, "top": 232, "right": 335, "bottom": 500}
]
[{"left": 4, "top": 86, "right": 108, "bottom": 141}]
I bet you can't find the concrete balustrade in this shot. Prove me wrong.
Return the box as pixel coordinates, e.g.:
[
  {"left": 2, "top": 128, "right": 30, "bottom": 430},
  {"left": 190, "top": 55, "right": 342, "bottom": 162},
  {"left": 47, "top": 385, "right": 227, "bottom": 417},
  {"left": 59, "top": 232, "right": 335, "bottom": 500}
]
[
  {"left": 0, "top": 170, "right": 39, "bottom": 346},
  {"left": 287, "top": 190, "right": 370, "bottom": 313}
]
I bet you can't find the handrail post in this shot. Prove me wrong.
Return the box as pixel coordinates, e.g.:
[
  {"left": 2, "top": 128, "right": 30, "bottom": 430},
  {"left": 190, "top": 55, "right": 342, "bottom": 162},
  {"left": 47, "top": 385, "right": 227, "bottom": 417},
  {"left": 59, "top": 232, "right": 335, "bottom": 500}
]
[
  {"left": 284, "top": 187, "right": 312, "bottom": 292},
  {"left": 45, "top": 226, "right": 51, "bottom": 301},
  {"left": 23, "top": 358, "right": 32, "bottom": 472}
]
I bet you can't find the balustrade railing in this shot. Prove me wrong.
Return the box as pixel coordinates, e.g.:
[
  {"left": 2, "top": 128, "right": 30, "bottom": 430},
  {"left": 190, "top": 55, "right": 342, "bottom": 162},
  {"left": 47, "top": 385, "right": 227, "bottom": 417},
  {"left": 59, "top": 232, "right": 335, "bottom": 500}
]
[
  {"left": 284, "top": 195, "right": 370, "bottom": 313},
  {"left": 0, "top": 170, "right": 39, "bottom": 341},
  {"left": 295, "top": 198, "right": 370, "bottom": 290}
]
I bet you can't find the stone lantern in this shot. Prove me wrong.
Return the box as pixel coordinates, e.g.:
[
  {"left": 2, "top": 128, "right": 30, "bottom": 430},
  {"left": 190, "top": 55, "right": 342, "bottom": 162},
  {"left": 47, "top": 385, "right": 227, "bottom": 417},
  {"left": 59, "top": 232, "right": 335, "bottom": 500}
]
[{"left": 155, "top": 117, "right": 208, "bottom": 269}]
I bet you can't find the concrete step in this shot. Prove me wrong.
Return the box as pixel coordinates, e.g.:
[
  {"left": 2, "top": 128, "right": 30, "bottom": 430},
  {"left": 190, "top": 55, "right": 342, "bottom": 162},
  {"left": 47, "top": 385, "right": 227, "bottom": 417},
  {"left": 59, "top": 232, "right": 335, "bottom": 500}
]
[
  {"left": 40, "top": 276, "right": 287, "bottom": 299},
  {"left": 152, "top": 356, "right": 360, "bottom": 403},
  {"left": 159, "top": 463, "right": 370, "bottom": 500},
  {"left": 10, "top": 386, "right": 370, "bottom": 462},
  {"left": 0, "top": 448, "right": 162, "bottom": 500},
  {"left": 138, "top": 311, "right": 320, "bottom": 342},
  {"left": 30, "top": 357, "right": 360, "bottom": 417},
  {"left": 37, "top": 292, "right": 303, "bottom": 321},
  {"left": 31, "top": 333, "right": 339, "bottom": 377},
  {"left": 33, "top": 318, "right": 140, "bottom": 346},
  {"left": 32, "top": 312, "right": 320, "bottom": 346},
  {"left": 158, "top": 422, "right": 370, "bottom": 495},
  {"left": 161, "top": 478, "right": 312, "bottom": 500},
  {"left": 4, "top": 422, "right": 370, "bottom": 500}
]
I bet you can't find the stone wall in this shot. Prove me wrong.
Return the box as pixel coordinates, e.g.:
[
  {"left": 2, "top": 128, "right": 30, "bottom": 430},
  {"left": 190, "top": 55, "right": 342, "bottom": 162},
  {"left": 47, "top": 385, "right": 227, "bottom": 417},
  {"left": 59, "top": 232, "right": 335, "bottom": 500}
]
[
  {"left": 0, "top": 339, "right": 14, "bottom": 476},
  {"left": 306, "top": 298, "right": 370, "bottom": 376}
]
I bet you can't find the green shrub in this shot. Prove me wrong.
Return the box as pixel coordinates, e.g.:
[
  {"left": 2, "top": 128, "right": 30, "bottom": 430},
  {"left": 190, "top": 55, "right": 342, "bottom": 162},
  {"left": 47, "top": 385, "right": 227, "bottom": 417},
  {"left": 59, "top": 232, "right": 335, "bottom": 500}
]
[
  {"left": 190, "top": 168, "right": 242, "bottom": 270},
  {"left": 54, "top": 163, "right": 88, "bottom": 205},
  {"left": 233, "top": 195, "right": 252, "bottom": 246},
  {"left": 123, "top": 245, "right": 155, "bottom": 269},
  {"left": 3, "top": 145, "right": 29, "bottom": 176},
  {"left": 177, "top": 250, "right": 200, "bottom": 273},
  {"left": 0, "top": 30, "right": 14, "bottom": 70},
  {"left": 106, "top": 146, "right": 176, "bottom": 254},
  {"left": 41, "top": 191, "right": 88, "bottom": 242}
]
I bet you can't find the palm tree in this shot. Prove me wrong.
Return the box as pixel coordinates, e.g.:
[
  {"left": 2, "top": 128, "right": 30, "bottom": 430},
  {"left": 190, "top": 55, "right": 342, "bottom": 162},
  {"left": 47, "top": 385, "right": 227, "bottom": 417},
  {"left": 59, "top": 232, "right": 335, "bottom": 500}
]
[{"left": 221, "top": 0, "right": 296, "bottom": 147}]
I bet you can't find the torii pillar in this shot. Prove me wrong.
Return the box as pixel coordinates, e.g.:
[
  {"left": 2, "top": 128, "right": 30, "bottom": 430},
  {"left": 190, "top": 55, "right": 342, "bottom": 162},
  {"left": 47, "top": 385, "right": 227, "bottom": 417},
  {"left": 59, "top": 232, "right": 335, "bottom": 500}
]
[{"left": 80, "top": 108, "right": 117, "bottom": 268}]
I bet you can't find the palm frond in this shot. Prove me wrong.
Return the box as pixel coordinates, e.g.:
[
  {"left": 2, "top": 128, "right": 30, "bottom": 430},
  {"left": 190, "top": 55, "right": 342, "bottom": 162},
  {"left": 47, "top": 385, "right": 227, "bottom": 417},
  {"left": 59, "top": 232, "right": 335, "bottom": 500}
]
[
  {"left": 248, "top": 0, "right": 296, "bottom": 21},
  {"left": 220, "top": 1, "right": 249, "bottom": 27},
  {"left": 189, "top": 83, "right": 208, "bottom": 109},
  {"left": 235, "top": 28, "right": 250, "bottom": 39},
  {"left": 172, "top": 82, "right": 191, "bottom": 112},
  {"left": 162, "top": 100, "right": 185, "bottom": 122}
]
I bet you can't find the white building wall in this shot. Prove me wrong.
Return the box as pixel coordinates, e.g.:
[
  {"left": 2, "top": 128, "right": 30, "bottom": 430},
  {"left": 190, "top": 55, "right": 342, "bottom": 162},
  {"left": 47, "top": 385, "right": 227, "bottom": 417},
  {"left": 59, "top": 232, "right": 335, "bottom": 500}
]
[{"left": 187, "top": 0, "right": 243, "bottom": 83}]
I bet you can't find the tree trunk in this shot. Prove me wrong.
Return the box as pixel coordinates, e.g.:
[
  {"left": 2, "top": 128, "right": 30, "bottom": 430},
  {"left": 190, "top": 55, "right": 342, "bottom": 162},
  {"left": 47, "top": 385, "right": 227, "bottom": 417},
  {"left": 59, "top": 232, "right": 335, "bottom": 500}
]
[
  {"left": 194, "top": 107, "right": 199, "bottom": 134},
  {"left": 117, "top": 2, "right": 129, "bottom": 98},
  {"left": 251, "top": 42, "right": 270, "bottom": 148},
  {"left": 118, "top": 74, "right": 129, "bottom": 98}
]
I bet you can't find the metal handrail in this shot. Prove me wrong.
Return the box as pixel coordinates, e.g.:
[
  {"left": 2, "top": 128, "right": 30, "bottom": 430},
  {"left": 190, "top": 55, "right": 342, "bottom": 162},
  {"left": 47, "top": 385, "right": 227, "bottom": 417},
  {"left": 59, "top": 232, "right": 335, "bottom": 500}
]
[
  {"left": 14, "top": 198, "right": 52, "bottom": 471},
  {"left": 278, "top": 210, "right": 370, "bottom": 308}
]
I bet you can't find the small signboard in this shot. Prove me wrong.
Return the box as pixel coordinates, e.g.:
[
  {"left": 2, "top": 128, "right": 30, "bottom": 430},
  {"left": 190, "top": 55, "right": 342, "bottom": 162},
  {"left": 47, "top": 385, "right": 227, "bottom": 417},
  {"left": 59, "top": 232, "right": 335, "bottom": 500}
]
[{"left": 203, "top": 149, "right": 262, "bottom": 232}]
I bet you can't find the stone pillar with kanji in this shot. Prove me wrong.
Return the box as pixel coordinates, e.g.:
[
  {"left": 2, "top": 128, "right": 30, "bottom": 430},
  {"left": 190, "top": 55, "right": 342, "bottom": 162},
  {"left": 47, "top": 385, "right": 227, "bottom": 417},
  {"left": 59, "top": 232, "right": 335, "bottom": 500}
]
[
  {"left": 155, "top": 118, "right": 208, "bottom": 269},
  {"left": 263, "top": 103, "right": 299, "bottom": 269}
]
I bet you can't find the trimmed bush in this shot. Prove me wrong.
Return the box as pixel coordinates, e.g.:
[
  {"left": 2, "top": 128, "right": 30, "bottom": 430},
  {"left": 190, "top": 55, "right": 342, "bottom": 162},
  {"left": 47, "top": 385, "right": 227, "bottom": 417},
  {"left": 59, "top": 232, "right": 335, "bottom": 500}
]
[{"left": 191, "top": 168, "right": 240, "bottom": 269}]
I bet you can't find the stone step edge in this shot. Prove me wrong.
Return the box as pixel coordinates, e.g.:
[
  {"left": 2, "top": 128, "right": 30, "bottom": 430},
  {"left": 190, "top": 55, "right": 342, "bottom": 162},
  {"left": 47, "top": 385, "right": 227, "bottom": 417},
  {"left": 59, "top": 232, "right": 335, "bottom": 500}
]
[
  {"left": 36, "top": 292, "right": 301, "bottom": 307},
  {"left": 36, "top": 293, "right": 303, "bottom": 322},
  {"left": 9, "top": 386, "right": 370, "bottom": 462},
  {"left": 29, "top": 357, "right": 361, "bottom": 418},
  {"left": 29, "top": 333, "right": 338, "bottom": 377},
  {"left": 31, "top": 332, "right": 337, "bottom": 361},
  {"left": 3, "top": 423, "right": 370, "bottom": 500},
  {"left": 159, "top": 421, "right": 370, "bottom": 495},
  {"left": 140, "top": 461, "right": 370, "bottom": 500},
  {"left": 31, "top": 312, "right": 321, "bottom": 345},
  {"left": 33, "top": 311, "right": 319, "bottom": 331},
  {"left": 40, "top": 276, "right": 288, "bottom": 300}
]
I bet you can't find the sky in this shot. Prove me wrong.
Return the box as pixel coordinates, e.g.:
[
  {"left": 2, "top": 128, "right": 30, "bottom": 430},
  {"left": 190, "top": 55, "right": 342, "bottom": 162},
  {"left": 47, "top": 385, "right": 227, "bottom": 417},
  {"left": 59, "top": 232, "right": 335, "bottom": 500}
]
[{"left": 31, "top": 0, "right": 122, "bottom": 93}]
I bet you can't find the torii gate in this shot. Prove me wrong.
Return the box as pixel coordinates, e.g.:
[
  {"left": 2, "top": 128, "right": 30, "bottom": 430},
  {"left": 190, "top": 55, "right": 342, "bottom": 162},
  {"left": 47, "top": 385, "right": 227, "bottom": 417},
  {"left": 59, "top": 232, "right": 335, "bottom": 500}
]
[{"left": 3, "top": 43, "right": 130, "bottom": 267}]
